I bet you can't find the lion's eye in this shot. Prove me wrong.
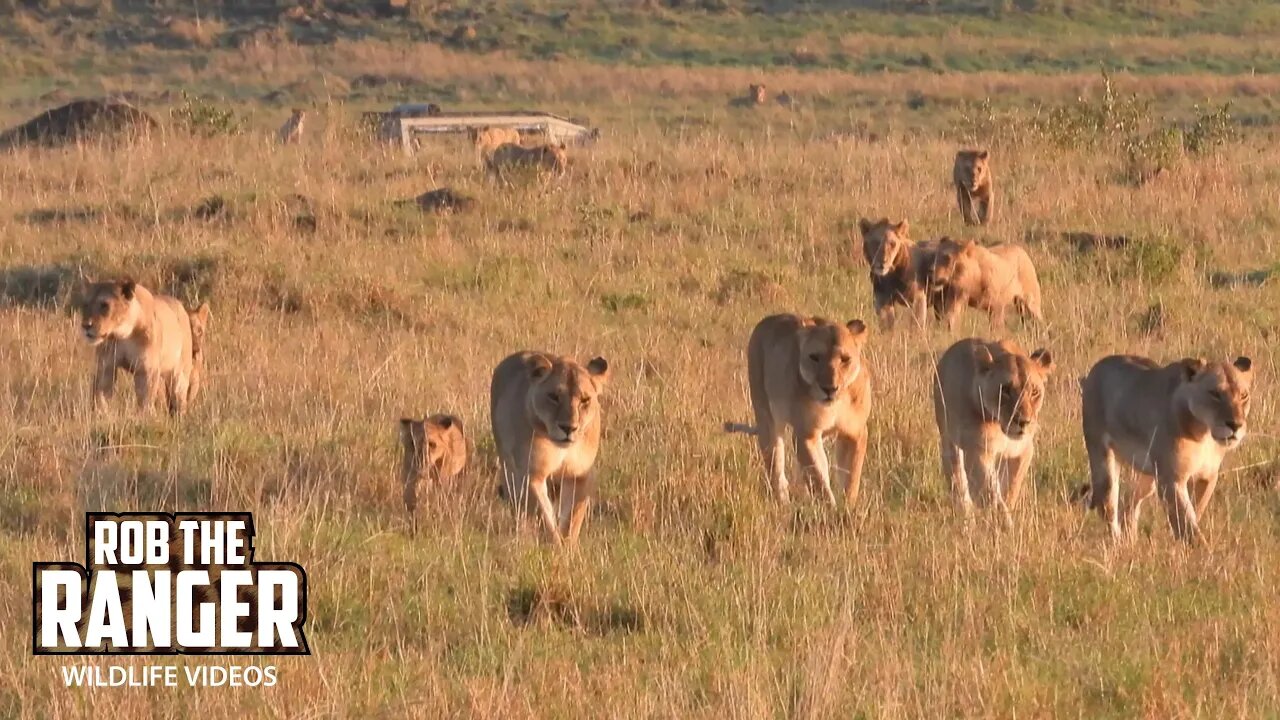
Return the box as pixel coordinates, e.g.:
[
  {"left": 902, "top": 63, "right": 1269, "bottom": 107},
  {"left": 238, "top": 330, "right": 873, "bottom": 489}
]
[
  {"left": 580, "top": 395, "right": 591, "bottom": 406},
  {"left": 808, "top": 353, "right": 821, "bottom": 363},
  {"left": 1211, "top": 390, "right": 1226, "bottom": 401},
  {"left": 839, "top": 355, "right": 852, "bottom": 366},
  {"left": 1241, "top": 393, "right": 1250, "bottom": 403},
  {"left": 98, "top": 302, "right": 108, "bottom": 312},
  {"left": 546, "top": 392, "right": 559, "bottom": 405}
]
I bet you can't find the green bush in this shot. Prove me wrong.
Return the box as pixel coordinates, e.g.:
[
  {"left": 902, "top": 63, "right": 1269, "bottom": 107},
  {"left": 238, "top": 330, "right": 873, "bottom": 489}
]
[{"left": 169, "top": 91, "right": 242, "bottom": 137}]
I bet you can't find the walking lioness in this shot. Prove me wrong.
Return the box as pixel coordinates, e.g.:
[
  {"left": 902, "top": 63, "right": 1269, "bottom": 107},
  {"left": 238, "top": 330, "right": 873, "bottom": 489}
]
[
  {"left": 933, "top": 338, "right": 1054, "bottom": 521},
  {"left": 954, "top": 149, "right": 994, "bottom": 225},
  {"left": 929, "top": 237, "right": 1042, "bottom": 329},
  {"left": 490, "top": 351, "right": 611, "bottom": 546},
  {"left": 1081, "top": 354, "right": 1253, "bottom": 543},
  {"left": 857, "top": 217, "right": 939, "bottom": 330},
  {"left": 78, "top": 279, "right": 207, "bottom": 416},
  {"left": 725, "top": 314, "right": 872, "bottom": 507}
]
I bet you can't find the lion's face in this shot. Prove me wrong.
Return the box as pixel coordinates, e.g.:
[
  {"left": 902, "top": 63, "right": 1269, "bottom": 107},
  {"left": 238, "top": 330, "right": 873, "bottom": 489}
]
[
  {"left": 973, "top": 344, "right": 1054, "bottom": 440},
  {"left": 749, "top": 84, "right": 767, "bottom": 104},
  {"left": 929, "top": 238, "right": 972, "bottom": 290},
  {"left": 1184, "top": 357, "right": 1253, "bottom": 446},
  {"left": 545, "top": 144, "right": 568, "bottom": 171},
  {"left": 527, "top": 355, "right": 610, "bottom": 446},
  {"left": 796, "top": 319, "right": 868, "bottom": 404},
  {"left": 858, "top": 218, "right": 911, "bottom": 276},
  {"left": 78, "top": 280, "right": 138, "bottom": 345},
  {"left": 399, "top": 416, "right": 456, "bottom": 472},
  {"left": 956, "top": 150, "right": 990, "bottom": 192}
]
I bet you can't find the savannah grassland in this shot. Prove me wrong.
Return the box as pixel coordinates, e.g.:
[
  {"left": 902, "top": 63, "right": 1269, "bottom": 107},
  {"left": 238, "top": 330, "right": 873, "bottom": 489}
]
[{"left": 3, "top": 1, "right": 1280, "bottom": 717}]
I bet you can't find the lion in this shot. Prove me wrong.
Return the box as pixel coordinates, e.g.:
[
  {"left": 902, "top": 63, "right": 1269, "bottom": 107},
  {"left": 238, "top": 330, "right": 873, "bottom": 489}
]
[
  {"left": 929, "top": 237, "right": 1042, "bottom": 329},
  {"left": 857, "top": 217, "right": 940, "bottom": 330},
  {"left": 277, "top": 108, "right": 305, "bottom": 145},
  {"left": 932, "top": 337, "right": 1054, "bottom": 521},
  {"left": 1081, "top": 354, "right": 1253, "bottom": 544},
  {"left": 490, "top": 351, "right": 611, "bottom": 546},
  {"left": 78, "top": 279, "right": 207, "bottom": 416},
  {"left": 724, "top": 314, "right": 872, "bottom": 507},
  {"left": 954, "top": 150, "right": 994, "bottom": 225},
  {"left": 398, "top": 414, "right": 468, "bottom": 534},
  {"left": 485, "top": 142, "right": 568, "bottom": 181},
  {"left": 730, "top": 83, "right": 767, "bottom": 108},
  {"left": 469, "top": 126, "right": 521, "bottom": 159},
  {"left": 186, "top": 303, "right": 210, "bottom": 404}
]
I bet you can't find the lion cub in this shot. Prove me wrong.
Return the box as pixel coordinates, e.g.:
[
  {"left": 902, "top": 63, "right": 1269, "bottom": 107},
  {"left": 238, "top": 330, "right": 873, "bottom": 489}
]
[
  {"left": 490, "top": 351, "right": 610, "bottom": 546},
  {"left": 933, "top": 338, "right": 1053, "bottom": 521},
  {"left": 79, "top": 279, "right": 208, "bottom": 416},
  {"left": 857, "top": 217, "right": 939, "bottom": 330},
  {"left": 278, "top": 108, "right": 305, "bottom": 145},
  {"left": 1082, "top": 355, "right": 1253, "bottom": 544},
  {"left": 398, "top": 415, "right": 468, "bottom": 533},
  {"left": 954, "top": 149, "right": 994, "bottom": 225},
  {"left": 930, "top": 237, "right": 1042, "bottom": 329},
  {"left": 725, "top": 314, "right": 872, "bottom": 507}
]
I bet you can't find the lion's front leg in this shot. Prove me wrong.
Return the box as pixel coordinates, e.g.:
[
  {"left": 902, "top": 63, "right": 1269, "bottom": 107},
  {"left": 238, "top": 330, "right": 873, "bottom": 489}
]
[
  {"left": 529, "top": 474, "right": 564, "bottom": 546},
  {"left": 133, "top": 370, "right": 158, "bottom": 413},
  {"left": 91, "top": 351, "right": 117, "bottom": 412},
  {"left": 795, "top": 433, "right": 835, "bottom": 508},
  {"left": 1192, "top": 473, "right": 1219, "bottom": 524},
  {"left": 834, "top": 430, "right": 868, "bottom": 509},
  {"left": 940, "top": 438, "right": 971, "bottom": 514},
  {"left": 558, "top": 474, "right": 595, "bottom": 547},
  {"left": 1158, "top": 473, "right": 1202, "bottom": 544},
  {"left": 956, "top": 186, "right": 977, "bottom": 226}
]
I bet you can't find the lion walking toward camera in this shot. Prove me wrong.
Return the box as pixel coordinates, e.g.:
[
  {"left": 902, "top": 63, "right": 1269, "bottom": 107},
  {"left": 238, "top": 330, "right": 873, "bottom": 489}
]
[
  {"left": 725, "top": 314, "right": 872, "bottom": 508},
  {"left": 954, "top": 150, "right": 994, "bottom": 225},
  {"left": 398, "top": 415, "right": 468, "bottom": 534},
  {"left": 78, "top": 279, "right": 209, "bottom": 416},
  {"left": 1081, "top": 354, "right": 1253, "bottom": 544}
]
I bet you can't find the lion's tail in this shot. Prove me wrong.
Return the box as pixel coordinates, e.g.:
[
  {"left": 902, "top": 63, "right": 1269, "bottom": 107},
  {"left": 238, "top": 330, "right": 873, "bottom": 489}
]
[{"left": 723, "top": 422, "right": 757, "bottom": 435}]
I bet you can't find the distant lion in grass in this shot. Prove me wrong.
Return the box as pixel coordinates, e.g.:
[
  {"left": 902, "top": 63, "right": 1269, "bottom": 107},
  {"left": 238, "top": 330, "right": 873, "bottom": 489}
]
[
  {"left": 857, "top": 217, "right": 940, "bottom": 330},
  {"left": 486, "top": 142, "right": 568, "bottom": 181},
  {"left": 724, "top": 314, "right": 872, "bottom": 508},
  {"left": 730, "top": 83, "right": 768, "bottom": 108},
  {"left": 278, "top": 108, "right": 305, "bottom": 144},
  {"left": 954, "top": 150, "right": 994, "bottom": 225},
  {"left": 469, "top": 126, "right": 521, "bottom": 159},
  {"left": 929, "top": 237, "right": 1042, "bottom": 329},
  {"left": 1081, "top": 354, "right": 1253, "bottom": 544},
  {"left": 78, "top": 279, "right": 207, "bottom": 416},
  {"left": 398, "top": 414, "right": 468, "bottom": 534}
]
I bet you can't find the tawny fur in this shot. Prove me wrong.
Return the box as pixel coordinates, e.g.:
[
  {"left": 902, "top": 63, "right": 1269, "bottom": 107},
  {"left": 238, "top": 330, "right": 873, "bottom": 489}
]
[
  {"left": 929, "top": 237, "right": 1042, "bottom": 329},
  {"left": 398, "top": 414, "right": 468, "bottom": 533},
  {"left": 278, "top": 109, "right": 305, "bottom": 144},
  {"left": 953, "top": 149, "right": 994, "bottom": 225},
  {"left": 485, "top": 142, "right": 568, "bottom": 180},
  {"left": 857, "top": 217, "right": 940, "bottom": 330},
  {"left": 469, "top": 126, "right": 521, "bottom": 160},
  {"left": 78, "top": 279, "right": 207, "bottom": 416},
  {"left": 490, "top": 351, "right": 610, "bottom": 546},
  {"left": 932, "top": 338, "right": 1054, "bottom": 522},
  {"left": 724, "top": 314, "right": 872, "bottom": 508},
  {"left": 1081, "top": 354, "right": 1252, "bottom": 544}
]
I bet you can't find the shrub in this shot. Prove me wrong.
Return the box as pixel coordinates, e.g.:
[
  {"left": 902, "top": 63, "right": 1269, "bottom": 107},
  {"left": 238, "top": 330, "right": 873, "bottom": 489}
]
[{"left": 169, "top": 92, "right": 242, "bottom": 137}]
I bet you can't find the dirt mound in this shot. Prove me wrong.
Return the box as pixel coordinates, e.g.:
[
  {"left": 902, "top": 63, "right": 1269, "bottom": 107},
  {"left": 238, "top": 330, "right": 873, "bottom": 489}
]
[
  {"left": 400, "top": 188, "right": 477, "bottom": 214},
  {"left": 0, "top": 99, "right": 158, "bottom": 150}
]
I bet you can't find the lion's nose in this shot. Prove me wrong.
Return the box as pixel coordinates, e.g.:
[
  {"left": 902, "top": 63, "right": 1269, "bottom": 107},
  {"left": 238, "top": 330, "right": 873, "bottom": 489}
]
[
  {"left": 1226, "top": 420, "right": 1242, "bottom": 432},
  {"left": 558, "top": 423, "right": 578, "bottom": 437},
  {"left": 820, "top": 385, "right": 838, "bottom": 397}
]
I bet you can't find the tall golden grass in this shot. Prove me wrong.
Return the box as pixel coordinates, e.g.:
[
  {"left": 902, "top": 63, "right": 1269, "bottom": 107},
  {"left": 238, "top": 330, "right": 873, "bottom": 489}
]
[{"left": 0, "top": 74, "right": 1278, "bottom": 717}]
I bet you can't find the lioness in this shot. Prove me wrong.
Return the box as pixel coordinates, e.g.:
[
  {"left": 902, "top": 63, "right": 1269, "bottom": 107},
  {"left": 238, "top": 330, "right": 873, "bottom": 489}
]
[
  {"left": 929, "top": 237, "right": 1042, "bottom": 329},
  {"left": 725, "top": 314, "right": 872, "bottom": 507},
  {"left": 79, "top": 279, "right": 206, "bottom": 416},
  {"left": 1082, "top": 354, "right": 1252, "bottom": 543},
  {"left": 857, "top": 217, "right": 939, "bottom": 330},
  {"left": 469, "top": 126, "right": 521, "bottom": 158},
  {"left": 278, "top": 108, "right": 305, "bottom": 145},
  {"left": 187, "top": 303, "right": 210, "bottom": 403},
  {"left": 490, "top": 351, "right": 610, "bottom": 546},
  {"left": 954, "top": 149, "right": 994, "bottom": 225},
  {"left": 398, "top": 414, "right": 468, "bottom": 533},
  {"left": 933, "top": 338, "right": 1053, "bottom": 520},
  {"left": 485, "top": 142, "right": 568, "bottom": 180}
]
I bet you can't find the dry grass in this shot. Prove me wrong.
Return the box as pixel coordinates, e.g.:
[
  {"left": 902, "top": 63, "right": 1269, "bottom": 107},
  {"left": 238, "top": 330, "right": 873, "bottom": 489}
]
[{"left": 1, "top": 79, "right": 1279, "bottom": 717}]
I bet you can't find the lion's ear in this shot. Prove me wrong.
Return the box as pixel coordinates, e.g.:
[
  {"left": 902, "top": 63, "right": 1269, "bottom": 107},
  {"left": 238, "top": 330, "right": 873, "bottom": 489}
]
[
  {"left": 587, "top": 356, "right": 611, "bottom": 385},
  {"left": 977, "top": 150, "right": 989, "bottom": 160},
  {"left": 1030, "top": 348, "right": 1054, "bottom": 373},
  {"left": 526, "top": 354, "right": 554, "bottom": 380},
  {"left": 431, "top": 415, "right": 455, "bottom": 431},
  {"left": 972, "top": 345, "right": 995, "bottom": 372},
  {"left": 845, "top": 319, "right": 868, "bottom": 341},
  {"left": 1234, "top": 356, "right": 1252, "bottom": 374},
  {"left": 119, "top": 279, "right": 136, "bottom": 300},
  {"left": 857, "top": 218, "right": 873, "bottom": 236},
  {"left": 1180, "top": 358, "right": 1207, "bottom": 381},
  {"left": 893, "top": 219, "right": 909, "bottom": 236}
]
